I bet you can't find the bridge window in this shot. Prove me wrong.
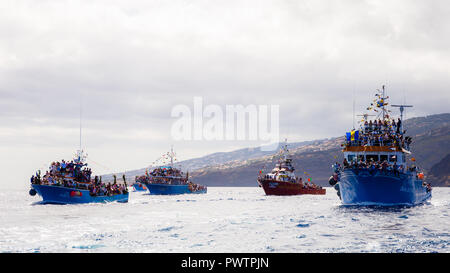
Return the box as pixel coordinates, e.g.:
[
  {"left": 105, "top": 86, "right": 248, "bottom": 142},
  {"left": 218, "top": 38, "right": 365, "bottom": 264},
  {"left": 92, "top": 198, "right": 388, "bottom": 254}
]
[{"left": 389, "top": 154, "right": 397, "bottom": 162}]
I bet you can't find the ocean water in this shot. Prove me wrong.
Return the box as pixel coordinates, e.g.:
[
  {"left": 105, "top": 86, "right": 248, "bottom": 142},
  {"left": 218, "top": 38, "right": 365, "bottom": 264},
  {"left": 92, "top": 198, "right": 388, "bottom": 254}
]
[{"left": 0, "top": 187, "right": 449, "bottom": 253}]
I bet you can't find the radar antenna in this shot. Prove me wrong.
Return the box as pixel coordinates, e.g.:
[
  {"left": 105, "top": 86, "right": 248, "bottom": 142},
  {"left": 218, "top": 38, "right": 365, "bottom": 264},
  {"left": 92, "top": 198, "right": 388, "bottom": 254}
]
[{"left": 391, "top": 104, "right": 413, "bottom": 134}]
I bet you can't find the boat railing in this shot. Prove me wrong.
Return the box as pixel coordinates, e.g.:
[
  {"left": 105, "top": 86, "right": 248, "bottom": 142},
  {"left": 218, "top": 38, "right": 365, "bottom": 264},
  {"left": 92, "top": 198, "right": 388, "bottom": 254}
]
[{"left": 337, "top": 162, "right": 421, "bottom": 176}]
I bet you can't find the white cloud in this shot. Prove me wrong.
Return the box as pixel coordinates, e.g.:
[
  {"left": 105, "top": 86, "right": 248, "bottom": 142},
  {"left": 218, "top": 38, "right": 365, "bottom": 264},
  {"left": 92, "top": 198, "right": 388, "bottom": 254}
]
[{"left": 1, "top": 0, "right": 449, "bottom": 188}]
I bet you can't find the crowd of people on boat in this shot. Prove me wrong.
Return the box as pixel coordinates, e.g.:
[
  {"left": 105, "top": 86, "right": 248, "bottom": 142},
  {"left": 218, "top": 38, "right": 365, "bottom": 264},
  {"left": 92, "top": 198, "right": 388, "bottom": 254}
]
[
  {"left": 31, "top": 160, "right": 92, "bottom": 186},
  {"left": 88, "top": 176, "right": 128, "bottom": 196},
  {"left": 335, "top": 158, "right": 421, "bottom": 176},
  {"left": 136, "top": 167, "right": 188, "bottom": 185},
  {"left": 187, "top": 182, "right": 207, "bottom": 192},
  {"left": 148, "top": 167, "right": 183, "bottom": 178},
  {"left": 136, "top": 174, "right": 188, "bottom": 185},
  {"left": 346, "top": 118, "right": 412, "bottom": 150},
  {"left": 30, "top": 160, "right": 128, "bottom": 196}
]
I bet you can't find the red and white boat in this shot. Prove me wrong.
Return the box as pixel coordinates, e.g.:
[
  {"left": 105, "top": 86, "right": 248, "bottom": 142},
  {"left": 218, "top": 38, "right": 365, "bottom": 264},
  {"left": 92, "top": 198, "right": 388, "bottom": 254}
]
[{"left": 257, "top": 143, "right": 326, "bottom": 196}]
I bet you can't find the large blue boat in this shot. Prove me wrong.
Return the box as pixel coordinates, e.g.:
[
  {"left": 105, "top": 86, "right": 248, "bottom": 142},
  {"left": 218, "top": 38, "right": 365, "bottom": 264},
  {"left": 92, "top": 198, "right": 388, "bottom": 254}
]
[
  {"left": 329, "top": 86, "right": 432, "bottom": 206},
  {"left": 29, "top": 150, "right": 129, "bottom": 204},
  {"left": 135, "top": 148, "right": 207, "bottom": 195}
]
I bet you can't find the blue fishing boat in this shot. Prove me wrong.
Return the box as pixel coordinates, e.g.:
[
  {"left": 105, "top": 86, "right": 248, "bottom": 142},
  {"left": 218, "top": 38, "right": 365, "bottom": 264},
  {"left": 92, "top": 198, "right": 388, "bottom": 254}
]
[
  {"left": 145, "top": 183, "right": 207, "bottom": 195},
  {"left": 329, "top": 86, "right": 432, "bottom": 206},
  {"left": 29, "top": 150, "right": 129, "bottom": 204},
  {"left": 135, "top": 147, "right": 207, "bottom": 195}
]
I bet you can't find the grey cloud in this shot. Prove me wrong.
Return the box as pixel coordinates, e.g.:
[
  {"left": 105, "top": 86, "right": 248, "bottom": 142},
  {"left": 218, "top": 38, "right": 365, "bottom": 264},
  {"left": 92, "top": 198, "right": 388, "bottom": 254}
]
[{"left": 0, "top": 0, "right": 449, "bottom": 184}]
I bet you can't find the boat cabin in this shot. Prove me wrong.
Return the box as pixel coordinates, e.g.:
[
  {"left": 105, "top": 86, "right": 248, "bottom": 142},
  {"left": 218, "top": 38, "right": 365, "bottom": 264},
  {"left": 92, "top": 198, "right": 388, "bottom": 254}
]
[{"left": 343, "top": 145, "right": 406, "bottom": 169}]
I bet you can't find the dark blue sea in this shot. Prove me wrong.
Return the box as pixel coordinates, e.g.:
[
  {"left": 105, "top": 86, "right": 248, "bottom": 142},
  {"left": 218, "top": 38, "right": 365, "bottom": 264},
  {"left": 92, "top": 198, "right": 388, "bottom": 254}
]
[{"left": 0, "top": 187, "right": 448, "bottom": 252}]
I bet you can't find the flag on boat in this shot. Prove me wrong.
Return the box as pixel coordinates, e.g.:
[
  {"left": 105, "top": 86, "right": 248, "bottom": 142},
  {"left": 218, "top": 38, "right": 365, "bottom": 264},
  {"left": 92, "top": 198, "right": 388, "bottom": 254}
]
[
  {"left": 351, "top": 130, "right": 359, "bottom": 141},
  {"left": 346, "top": 130, "right": 359, "bottom": 141}
]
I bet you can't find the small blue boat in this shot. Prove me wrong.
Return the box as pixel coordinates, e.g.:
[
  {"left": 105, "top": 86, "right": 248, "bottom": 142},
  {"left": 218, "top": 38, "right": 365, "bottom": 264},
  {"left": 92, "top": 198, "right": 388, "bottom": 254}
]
[
  {"left": 329, "top": 86, "right": 432, "bottom": 206},
  {"left": 136, "top": 147, "right": 207, "bottom": 195},
  {"left": 30, "top": 184, "right": 129, "bottom": 204}
]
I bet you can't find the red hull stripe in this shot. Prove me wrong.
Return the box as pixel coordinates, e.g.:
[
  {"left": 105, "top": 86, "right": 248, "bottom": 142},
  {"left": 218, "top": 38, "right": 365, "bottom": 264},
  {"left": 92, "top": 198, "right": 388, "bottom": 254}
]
[{"left": 259, "top": 180, "right": 326, "bottom": 196}]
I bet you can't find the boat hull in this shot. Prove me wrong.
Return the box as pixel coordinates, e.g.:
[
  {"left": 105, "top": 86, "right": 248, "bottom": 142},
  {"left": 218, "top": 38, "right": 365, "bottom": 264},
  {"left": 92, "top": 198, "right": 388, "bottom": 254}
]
[
  {"left": 258, "top": 179, "right": 326, "bottom": 196},
  {"left": 145, "top": 183, "right": 207, "bottom": 195},
  {"left": 31, "top": 184, "right": 129, "bottom": 204},
  {"left": 132, "top": 184, "right": 147, "bottom": 192},
  {"left": 338, "top": 169, "right": 431, "bottom": 206}
]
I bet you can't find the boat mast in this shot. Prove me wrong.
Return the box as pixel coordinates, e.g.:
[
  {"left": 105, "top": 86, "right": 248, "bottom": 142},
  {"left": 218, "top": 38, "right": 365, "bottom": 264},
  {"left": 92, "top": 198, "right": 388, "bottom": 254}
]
[
  {"left": 170, "top": 145, "right": 174, "bottom": 167},
  {"left": 76, "top": 93, "right": 86, "bottom": 164},
  {"left": 352, "top": 96, "right": 355, "bottom": 130},
  {"left": 381, "top": 85, "right": 387, "bottom": 120},
  {"left": 79, "top": 94, "right": 82, "bottom": 153},
  {"left": 283, "top": 139, "right": 288, "bottom": 161}
]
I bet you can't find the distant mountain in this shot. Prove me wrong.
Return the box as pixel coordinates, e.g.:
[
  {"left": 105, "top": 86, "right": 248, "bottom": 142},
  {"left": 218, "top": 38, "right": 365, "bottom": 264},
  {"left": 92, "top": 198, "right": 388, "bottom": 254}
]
[
  {"left": 190, "top": 113, "right": 450, "bottom": 187},
  {"left": 426, "top": 154, "right": 450, "bottom": 187},
  {"left": 402, "top": 113, "right": 450, "bottom": 136},
  {"left": 100, "top": 139, "right": 321, "bottom": 181},
  {"left": 409, "top": 125, "right": 450, "bottom": 170},
  {"left": 191, "top": 137, "right": 343, "bottom": 187},
  {"left": 102, "top": 113, "right": 450, "bottom": 187},
  {"left": 165, "top": 139, "right": 319, "bottom": 171}
]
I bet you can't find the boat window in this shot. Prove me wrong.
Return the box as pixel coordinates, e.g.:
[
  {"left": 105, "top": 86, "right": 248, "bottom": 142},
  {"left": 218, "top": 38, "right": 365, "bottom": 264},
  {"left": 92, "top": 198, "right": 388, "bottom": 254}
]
[
  {"left": 357, "top": 155, "right": 365, "bottom": 162},
  {"left": 389, "top": 154, "right": 397, "bottom": 162},
  {"left": 366, "top": 154, "right": 379, "bottom": 162},
  {"left": 348, "top": 154, "right": 355, "bottom": 162},
  {"left": 380, "top": 154, "right": 388, "bottom": 162}
]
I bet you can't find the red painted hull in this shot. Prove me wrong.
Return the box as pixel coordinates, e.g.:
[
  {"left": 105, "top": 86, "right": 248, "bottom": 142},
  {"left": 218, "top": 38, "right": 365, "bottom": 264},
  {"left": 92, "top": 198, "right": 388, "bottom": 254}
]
[{"left": 258, "top": 179, "right": 326, "bottom": 196}]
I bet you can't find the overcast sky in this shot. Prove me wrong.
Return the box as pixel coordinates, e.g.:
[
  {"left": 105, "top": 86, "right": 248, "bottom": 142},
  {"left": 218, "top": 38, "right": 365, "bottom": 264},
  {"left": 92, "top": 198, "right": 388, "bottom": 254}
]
[{"left": 1, "top": 0, "right": 449, "bottom": 189}]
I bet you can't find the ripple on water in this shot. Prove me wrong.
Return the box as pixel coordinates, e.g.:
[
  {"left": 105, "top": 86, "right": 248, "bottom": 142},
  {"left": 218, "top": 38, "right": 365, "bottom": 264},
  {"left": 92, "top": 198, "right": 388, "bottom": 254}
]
[
  {"left": 72, "top": 244, "right": 105, "bottom": 250},
  {"left": 158, "top": 226, "right": 176, "bottom": 232},
  {"left": 266, "top": 246, "right": 275, "bottom": 252}
]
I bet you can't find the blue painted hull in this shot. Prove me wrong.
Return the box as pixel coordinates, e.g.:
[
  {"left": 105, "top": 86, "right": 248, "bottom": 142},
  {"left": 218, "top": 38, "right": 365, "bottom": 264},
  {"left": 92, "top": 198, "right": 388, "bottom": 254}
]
[
  {"left": 31, "top": 184, "right": 129, "bottom": 204},
  {"left": 145, "top": 184, "right": 207, "bottom": 195},
  {"left": 338, "top": 169, "right": 431, "bottom": 206},
  {"left": 132, "top": 184, "right": 147, "bottom": 192}
]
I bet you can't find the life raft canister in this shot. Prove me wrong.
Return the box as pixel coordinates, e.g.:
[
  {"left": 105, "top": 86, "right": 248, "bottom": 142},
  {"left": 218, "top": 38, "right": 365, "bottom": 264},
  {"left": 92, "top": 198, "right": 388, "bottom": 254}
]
[
  {"left": 70, "top": 191, "right": 82, "bottom": 197},
  {"left": 328, "top": 175, "right": 338, "bottom": 186}
]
